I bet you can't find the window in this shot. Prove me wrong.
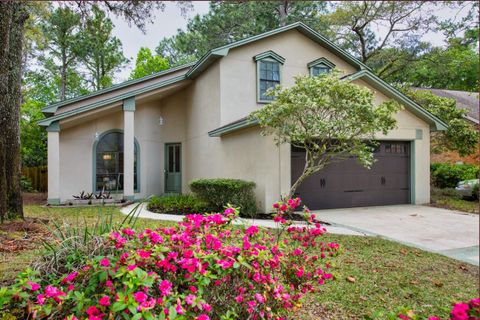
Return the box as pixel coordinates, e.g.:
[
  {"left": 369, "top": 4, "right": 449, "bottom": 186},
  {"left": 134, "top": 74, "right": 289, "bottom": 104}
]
[
  {"left": 308, "top": 58, "right": 335, "bottom": 77},
  {"left": 95, "top": 131, "right": 138, "bottom": 192},
  {"left": 258, "top": 60, "right": 280, "bottom": 101},
  {"left": 254, "top": 50, "right": 285, "bottom": 103}
]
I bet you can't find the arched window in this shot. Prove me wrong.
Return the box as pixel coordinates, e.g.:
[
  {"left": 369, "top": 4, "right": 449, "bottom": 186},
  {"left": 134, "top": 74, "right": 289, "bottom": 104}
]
[{"left": 94, "top": 131, "right": 138, "bottom": 192}]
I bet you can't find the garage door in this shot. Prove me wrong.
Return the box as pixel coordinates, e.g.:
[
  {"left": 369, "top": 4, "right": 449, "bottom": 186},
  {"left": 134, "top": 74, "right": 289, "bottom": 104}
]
[{"left": 291, "top": 141, "right": 411, "bottom": 209}]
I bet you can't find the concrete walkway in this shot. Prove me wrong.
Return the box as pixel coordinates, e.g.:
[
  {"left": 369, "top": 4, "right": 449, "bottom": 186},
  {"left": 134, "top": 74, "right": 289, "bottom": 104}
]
[
  {"left": 121, "top": 203, "right": 479, "bottom": 265},
  {"left": 120, "top": 203, "right": 365, "bottom": 235},
  {"left": 312, "top": 205, "right": 479, "bottom": 265}
]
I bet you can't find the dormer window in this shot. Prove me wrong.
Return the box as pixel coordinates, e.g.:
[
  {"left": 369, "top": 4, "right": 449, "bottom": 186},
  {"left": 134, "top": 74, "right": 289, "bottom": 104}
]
[
  {"left": 308, "top": 58, "right": 335, "bottom": 77},
  {"left": 254, "top": 51, "right": 285, "bottom": 103}
]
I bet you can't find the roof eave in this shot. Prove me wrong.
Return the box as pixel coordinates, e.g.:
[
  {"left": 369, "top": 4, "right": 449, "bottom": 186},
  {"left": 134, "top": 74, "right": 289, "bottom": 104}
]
[{"left": 208, "top": 118, "right": 259, "bottom": 137}]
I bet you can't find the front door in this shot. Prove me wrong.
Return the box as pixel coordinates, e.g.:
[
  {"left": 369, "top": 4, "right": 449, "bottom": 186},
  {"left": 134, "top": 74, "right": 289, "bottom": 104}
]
[{"left": 165, "top": 143, "right": 181, "bottom": 193}]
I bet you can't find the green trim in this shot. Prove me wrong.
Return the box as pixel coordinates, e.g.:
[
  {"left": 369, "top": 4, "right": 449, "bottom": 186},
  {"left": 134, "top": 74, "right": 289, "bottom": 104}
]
[
  {"left": 410, "top": 140, "right": 416, "bottom": 204},
  {"left": 164, "top": 143, "right": 182, "bottom": 194},
  {"left": 41, "top": 62, "right": 195, "bottom": 114},
  {"left": 307, "top": 57, "right": 335, "bottom": 69},
  {"left": 415, "top": 129, "right": 423, "bottom": 140},
  {"left": 346, "top": 70, "right": 448, "bottom": 131},
  {"left": 122, "top": 97, "right": 136, "bottom": 111},
  {"left": 253, "top": 50, "right": 285, "bottom": 64},
  {"left": 47, "top": 198, "right": 61, "bottom": 205},
  {"left": 46, "top": 121, "right": 60, "bottom": 132},
  {"left": 39, "top": 75, "right": 187, "bottom": 126},
  {"left": 256, "top": 58, "right": 282, "bottom": 103},
  {"left": 92, "top": 129, "right": 141, "bottom": 194},
  {"left": 208, "top": 118, "right": 259, "bottom": 137}
]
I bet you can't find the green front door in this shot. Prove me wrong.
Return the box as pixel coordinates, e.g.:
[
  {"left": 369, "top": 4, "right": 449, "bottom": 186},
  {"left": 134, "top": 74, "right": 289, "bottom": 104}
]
[{"left": 165, "top": 143, "right": 181, "bottom": 193}]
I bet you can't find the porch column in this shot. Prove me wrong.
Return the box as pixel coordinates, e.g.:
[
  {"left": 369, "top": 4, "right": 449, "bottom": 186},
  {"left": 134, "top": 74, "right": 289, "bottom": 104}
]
[
  {"left": 47, "top": 122, "right": 60, "bottom": 205},
  {"left": 123, "top": 97, "right": 135, "bottom": 200}
]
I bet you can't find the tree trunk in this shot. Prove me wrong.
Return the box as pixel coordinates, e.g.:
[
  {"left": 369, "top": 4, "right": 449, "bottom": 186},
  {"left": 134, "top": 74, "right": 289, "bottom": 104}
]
[
  {"left": 1, "top": 2, "right": 28, "bottom": 220},
  {"left": 0, "top": 3, "right": 13, "bottom": 222},
  {"left": 60, "top": 50, "right": 67, "bottom": 101}
]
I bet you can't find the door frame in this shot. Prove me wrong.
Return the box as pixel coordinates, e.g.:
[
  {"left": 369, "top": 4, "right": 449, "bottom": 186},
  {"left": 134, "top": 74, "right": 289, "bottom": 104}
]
[{"left": 164, "top": 142, "right": 182, "bottom": 194}]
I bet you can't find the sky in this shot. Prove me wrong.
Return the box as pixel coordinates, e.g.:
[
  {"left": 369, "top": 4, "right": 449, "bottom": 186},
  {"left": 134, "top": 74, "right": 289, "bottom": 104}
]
[
  {"left": 111, "top": 2, "right": 210, "bottom": 80},
  {"left": 110, "top": 1, "right": 473, "bottom": 81}
]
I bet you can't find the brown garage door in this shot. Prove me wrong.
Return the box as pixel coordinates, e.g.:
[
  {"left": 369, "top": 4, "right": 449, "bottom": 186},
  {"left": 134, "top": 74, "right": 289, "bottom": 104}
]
[{"left": 291, "top": 141, "right": 411, "bottom": 209}]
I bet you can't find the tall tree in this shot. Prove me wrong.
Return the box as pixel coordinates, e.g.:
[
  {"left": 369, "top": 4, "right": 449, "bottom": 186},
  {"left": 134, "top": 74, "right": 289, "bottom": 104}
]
[
  {"left": 0, "top": 2, "right": 29, "bottom": 221},
  {"left": 130, "top": 47, "right": 169, "bottom": 79},
  {"left": 156, "top": 1, "right": 328, "bottom": 65},
  {"left": 79, "top": 5, "right": 128, "bottom": 90},
  {"left": 38, "top": 6, "right": 83, "bottom": 101}
]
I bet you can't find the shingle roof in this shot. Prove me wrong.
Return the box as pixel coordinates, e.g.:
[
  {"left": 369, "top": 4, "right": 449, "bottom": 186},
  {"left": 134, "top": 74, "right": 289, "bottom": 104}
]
[{"left": 412, "top": 88, "right": 479, "bottom": 124}]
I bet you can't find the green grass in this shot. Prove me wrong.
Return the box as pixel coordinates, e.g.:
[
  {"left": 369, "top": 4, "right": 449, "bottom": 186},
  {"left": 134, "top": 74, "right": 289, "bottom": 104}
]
[
  {"left": 431, "top": 187, "right": 479, "bottom": 214},
  {"left": 0, "top": 205, "right": 478, "bottom": 319}
]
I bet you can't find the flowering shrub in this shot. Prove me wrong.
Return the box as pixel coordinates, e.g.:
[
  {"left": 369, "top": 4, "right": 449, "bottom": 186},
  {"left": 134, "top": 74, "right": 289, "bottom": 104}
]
[
  {"left": 0, "top": 199, "right": 340, "bottom": 319},
  {"left": 397, "top": 298, "right": 480, "bottom": 320}
]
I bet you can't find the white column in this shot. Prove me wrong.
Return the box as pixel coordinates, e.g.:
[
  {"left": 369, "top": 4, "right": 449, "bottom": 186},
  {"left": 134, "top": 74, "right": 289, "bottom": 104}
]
[
  {"left": 47, "top": 122, "right": 60, "bottom": 205},
  {"left": 123, "top": 97, "right": 135, "bottom": 200}
]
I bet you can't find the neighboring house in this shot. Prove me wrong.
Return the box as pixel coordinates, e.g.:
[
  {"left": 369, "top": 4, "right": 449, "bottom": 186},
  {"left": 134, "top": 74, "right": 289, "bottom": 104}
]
[
  {"left": 412, "top": 87, "right": 479, "bottom": 165},
  {"left": 39, "top": 22, "right": 447, "bottom": 211}
]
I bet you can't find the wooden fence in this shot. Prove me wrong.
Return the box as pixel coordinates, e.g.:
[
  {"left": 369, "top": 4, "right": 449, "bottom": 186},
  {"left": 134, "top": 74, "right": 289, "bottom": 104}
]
[{"left": 22, "top": 166, "right": 48, "bottom": 192}]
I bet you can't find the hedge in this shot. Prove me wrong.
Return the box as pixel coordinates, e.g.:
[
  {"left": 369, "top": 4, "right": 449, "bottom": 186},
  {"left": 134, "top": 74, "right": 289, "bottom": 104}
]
[
  {"left": 148, "top": 194, "right": 208, "bottom": 214},
  {"left": 189, "top": 178, "right": 257, "bottom": 217},
  {"left": 431, "top": 163, "right": 479, "bottom": 188}
]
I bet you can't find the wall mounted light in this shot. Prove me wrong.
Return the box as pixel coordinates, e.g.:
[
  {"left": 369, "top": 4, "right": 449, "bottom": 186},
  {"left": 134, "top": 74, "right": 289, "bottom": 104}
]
[
  {"left": 102, "top": 154, "right": 112, "bottom": 160},
  {"left": 94, "top": 132, "right": 100, "bottom": 141},
  {"left": 159, "top": 116, "right": 165, "bottom": 126}
]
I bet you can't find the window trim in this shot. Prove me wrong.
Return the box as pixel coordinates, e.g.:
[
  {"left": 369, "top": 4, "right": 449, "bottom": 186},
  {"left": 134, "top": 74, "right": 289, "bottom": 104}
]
[
  {"left": 307, "top": 57, "right": 335, "bottom": 76},
  {"left": 254, "top": 51, "right": 284, "bottom": 104},
  {"left": 92, "top": 129, "right": 140, "bottom": 194}
]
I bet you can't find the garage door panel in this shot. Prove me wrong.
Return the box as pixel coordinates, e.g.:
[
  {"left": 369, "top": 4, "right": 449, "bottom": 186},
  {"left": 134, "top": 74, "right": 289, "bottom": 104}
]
[{"left": 292, "top": 141, "right": 410, "bottom": 209}]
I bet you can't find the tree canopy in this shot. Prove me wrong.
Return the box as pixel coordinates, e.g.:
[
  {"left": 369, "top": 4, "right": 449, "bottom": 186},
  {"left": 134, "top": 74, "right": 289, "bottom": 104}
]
[{"left": 130, "top": 47, "right": 169, "bottom": 79}]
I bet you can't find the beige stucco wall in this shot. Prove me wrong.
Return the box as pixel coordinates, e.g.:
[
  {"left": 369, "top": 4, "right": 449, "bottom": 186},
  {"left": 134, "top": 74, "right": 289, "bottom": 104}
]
[{"left": 54, "top": 28, "right": 432, "bottom": 209}]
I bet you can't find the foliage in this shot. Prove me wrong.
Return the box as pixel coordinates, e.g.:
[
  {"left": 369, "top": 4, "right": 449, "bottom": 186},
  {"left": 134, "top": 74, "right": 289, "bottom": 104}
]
[
  {"left": 403, "top": 88, "right": 479, "bottom": 156},
  {"left": 430, "top": 163, "right": 479, "bottom": 189},
  {"left": 130, "top": 47, "right": 169, "bottom": 79},
  {"left": 397, "top": 298, "right": 480, "bottom": 320},
  {"left": 78, "top": 5, "right": 128, "bottom": 90},
  {"left": 155, "top": 1, "right": 329, "bottom": 65},
  {"left": 189, "top": 178, "right": 257, "bottom": 217},
  {"left": 72, "top": 191, "right": 94, "bottom": 200},
  {"left": 20, "top": 176, "right": 33, "bottom": 192},
  {"left": 430, "top": 187, "right": 479, "bottom": 214},
  {"left": 148, "top": 194, "right": 208, "bottom": 215},
  {"left": 20, "top": 97, "right": 47, "bottom": 167},
  {"left": 250, "top": 73, "right": 399, "bottom": 196},
  {"left": 0, "top": 200, "right": 340, "bottom": 319}
]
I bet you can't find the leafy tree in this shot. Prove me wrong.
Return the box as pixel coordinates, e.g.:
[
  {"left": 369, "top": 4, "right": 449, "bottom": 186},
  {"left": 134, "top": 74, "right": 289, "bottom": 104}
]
[
  {"left": 403, "top": 88, "right": 479, "bottom": 156},
  {"left": 79, "top": 5, "right": 128, "bottom": 90},
  {"left": 130, "top": 47, "right": 169, "bottom": 79},
  {"left": 250, "top": 73, "right": 399, "bottom": 197},
  {"left": 156, "top": 1, "right": 329, "bottom": 64},
  {"left": 38, "top": 6, "right": 83, "bottom": 101}
]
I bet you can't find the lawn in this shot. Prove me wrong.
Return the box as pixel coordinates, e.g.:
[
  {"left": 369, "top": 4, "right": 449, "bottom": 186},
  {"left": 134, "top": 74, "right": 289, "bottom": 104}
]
[
  {"left": 430, "top": 187, "right": 479, "bottom": 214},
  {"left": 0, "top": 205, "right": 478, "bottom": 319}
]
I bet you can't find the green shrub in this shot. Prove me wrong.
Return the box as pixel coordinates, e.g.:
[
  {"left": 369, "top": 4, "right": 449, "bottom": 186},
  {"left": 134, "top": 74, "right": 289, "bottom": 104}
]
[
  {"left": 147, "top": 194, "right": 208, "bottom": 214},
  {"left": 189, "top": 178, "right": 257, "bottom": 217},
  {"left": 430, "top": 163, "right": 479, "bottom": 188}
]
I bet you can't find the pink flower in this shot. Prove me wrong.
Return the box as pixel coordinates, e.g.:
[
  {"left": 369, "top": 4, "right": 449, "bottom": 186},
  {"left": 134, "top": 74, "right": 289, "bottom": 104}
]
[
  {"left": 185, "top": 294, "right": 196, "bottom": 305},
  {"left": 201, "top": 303, "right": 212, "bottom": 312},
  {"left": 27, "top": 281, "right": 40, "bottom": 291},
  {"left": 86, "top": 306, "right": 100, "bottom": 316},
  {"left": 133, "top": 291, "right": 148, "bottom": 304},
  {"left": 159, "top": 280, "right": 172, "bottom": 296},
  {"left": 273, "top": 203, "right": 280, "bottom": 209},
  {"left": 126, "top": 264, "right": 137, "bottom": 271},
  {"left": 235, "top": 295, "right": 244, "bottom": 303},
  {"left": 99, "top": 295, "right": 110, "bottom": 306},
  {"left": 255, "top": 293, "right": 265, "bottom": 303},
  {"left": 189, "top": 286, "right": 197, "bottom": 293},
  {"left": 137, "top": 249, "right": 151, "bottom": 259},
  {"left": 175, "top": 303, "right": 184, "bottom": 315},
  {"left": 100, "top": 257, "right": 110, "bottom": 267},
  {"left": 198, "top": 315, "right": 210, "bottom": 320},
  {"left": 245, "top": 226, "right": 259, "bottom": 236},
  {"left": 37, "top": 294, "right": 45, "bottom": 305}
]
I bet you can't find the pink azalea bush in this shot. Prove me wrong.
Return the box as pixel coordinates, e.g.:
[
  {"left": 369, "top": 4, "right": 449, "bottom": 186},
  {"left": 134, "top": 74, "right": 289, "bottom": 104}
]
[
  {"left": 398, "top": 298, "right": 480, "bottom": 320},
  {"left": 0, "top": 199, "right": 340, "bottom": 319}
]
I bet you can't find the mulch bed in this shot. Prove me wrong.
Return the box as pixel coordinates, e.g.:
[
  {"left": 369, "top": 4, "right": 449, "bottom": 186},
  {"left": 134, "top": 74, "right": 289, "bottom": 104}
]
[
  {"left": 22, "top": 192, "right": 47, "bottom": 205},
  {"left": 0, "top": 218, "right": 50, "bottom": 253}
]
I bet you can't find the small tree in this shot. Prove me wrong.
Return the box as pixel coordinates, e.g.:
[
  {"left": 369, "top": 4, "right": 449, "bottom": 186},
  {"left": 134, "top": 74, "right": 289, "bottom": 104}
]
[{"left": 250, "top": 73, "right": 399, "bottom": 197}]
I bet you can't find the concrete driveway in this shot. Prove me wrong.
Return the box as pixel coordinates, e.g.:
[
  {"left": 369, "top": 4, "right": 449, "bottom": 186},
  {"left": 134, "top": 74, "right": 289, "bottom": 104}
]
[{"left": 313, "top": 205, "right": 479, "bottom": 265}]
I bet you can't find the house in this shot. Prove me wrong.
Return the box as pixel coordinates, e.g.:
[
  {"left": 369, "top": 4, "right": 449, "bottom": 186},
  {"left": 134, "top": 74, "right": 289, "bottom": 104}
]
[
  {"left": 411, "top": 87, "right": 479, "bottom": 165},
  {"left": 39, "top": 22, "right": 447, "bottom": 211}
]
